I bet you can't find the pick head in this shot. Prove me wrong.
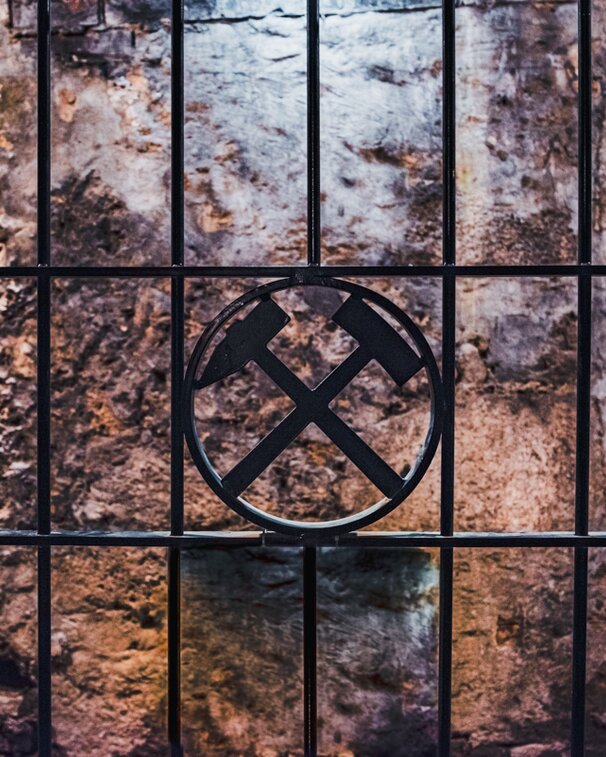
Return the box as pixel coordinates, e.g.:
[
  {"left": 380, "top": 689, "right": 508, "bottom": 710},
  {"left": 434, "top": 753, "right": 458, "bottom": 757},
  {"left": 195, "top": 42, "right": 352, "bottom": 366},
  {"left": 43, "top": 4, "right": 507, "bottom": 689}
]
[{"left": 195, "top": 298, "right": 290, "bottom": 389}]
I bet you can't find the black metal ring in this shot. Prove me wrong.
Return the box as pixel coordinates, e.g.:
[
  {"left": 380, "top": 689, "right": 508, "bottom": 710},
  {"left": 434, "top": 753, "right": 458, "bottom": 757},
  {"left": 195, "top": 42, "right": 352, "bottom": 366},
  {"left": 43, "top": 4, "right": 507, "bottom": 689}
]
[{"left": 183, "top": 276, "right": 444, "bottom": 535}]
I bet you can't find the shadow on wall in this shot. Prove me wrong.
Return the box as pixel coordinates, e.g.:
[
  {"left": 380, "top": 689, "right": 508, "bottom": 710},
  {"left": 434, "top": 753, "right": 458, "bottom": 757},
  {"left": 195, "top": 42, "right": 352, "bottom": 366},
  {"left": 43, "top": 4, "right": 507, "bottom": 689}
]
[{"left": 181, "top": 547, "right": 438, "bottom": 756}]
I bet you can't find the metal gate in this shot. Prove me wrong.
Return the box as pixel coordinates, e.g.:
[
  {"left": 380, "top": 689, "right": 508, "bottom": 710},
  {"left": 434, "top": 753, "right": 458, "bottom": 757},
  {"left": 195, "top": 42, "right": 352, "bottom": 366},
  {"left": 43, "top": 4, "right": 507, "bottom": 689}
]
[{"left": 0, "top": 0, "right": 597, "bottom": 753}]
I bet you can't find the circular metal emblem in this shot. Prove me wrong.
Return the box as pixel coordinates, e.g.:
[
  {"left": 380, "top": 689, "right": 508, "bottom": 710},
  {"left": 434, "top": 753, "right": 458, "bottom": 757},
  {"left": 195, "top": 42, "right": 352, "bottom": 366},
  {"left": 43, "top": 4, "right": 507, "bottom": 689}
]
[{"left": 184, "top": 277, "right": 443, "bottom": 535}]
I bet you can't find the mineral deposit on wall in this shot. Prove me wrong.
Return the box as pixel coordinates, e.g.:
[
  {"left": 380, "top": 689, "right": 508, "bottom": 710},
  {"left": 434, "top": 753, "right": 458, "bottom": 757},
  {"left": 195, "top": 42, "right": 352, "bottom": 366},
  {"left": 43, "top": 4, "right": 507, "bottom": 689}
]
[{"left": 1, "top": 0, "right": 606, "bottom": 754}]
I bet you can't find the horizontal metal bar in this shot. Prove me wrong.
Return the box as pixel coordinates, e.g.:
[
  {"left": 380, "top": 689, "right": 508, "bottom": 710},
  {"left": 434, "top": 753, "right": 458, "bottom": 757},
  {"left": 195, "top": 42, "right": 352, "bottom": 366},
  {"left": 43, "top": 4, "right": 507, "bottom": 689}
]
[
  {"left": 3, "top": 530, "right": 606, "bottom": 548},
  {"left": 0, "top": 530, "right": 263, "bottom": 547},
  {"left": 0, "top": 264, "right": 600, "bottom": 279}
]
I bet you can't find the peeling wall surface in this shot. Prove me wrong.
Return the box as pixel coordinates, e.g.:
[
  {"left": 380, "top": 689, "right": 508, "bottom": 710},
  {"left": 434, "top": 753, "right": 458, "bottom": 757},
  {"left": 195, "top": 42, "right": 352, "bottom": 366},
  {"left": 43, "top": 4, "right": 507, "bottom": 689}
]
[{"left": 1, "top": 0, "right": 606, "bottom": 754}]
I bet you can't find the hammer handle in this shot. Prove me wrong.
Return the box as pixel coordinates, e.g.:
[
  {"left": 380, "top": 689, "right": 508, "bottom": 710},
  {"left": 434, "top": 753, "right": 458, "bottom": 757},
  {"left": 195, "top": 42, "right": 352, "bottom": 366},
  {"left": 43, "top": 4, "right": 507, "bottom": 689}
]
[{"left": 223, "top": 347, "right": 403, "bottom": 498}]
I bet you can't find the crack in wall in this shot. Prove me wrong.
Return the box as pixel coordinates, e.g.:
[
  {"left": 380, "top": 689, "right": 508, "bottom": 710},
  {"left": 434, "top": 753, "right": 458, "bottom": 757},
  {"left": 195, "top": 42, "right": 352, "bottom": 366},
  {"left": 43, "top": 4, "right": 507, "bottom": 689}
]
[
  {"left": 185, "top": 7, "right": 438, "bottom": 24},
  {"left": 97, "top": 0, "right": 106, "bottom": 27},
  {"left": 183, "top": 0, "right": 576, "bottom": 25},
  {"left": 4, "top": 0, "right": 577, "bottom": 38}
]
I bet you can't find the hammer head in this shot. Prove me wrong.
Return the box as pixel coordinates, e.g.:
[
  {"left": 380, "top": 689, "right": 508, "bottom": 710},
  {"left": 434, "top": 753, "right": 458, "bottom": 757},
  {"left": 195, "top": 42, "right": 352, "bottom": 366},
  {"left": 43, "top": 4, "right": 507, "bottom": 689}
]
[
  {"left": 196, "top": 298, "right": 290, "bottom": 389},
  {"left": 333, "top": 296, "right": 424, "bottom": 386}
]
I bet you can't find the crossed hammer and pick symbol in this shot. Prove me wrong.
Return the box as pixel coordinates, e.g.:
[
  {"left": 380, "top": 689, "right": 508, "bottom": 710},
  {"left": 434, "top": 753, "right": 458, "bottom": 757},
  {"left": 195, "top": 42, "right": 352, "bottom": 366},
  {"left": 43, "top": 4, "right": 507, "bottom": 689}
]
[{"left": 194, "top": 294, "right": 426, "bottom": 499}]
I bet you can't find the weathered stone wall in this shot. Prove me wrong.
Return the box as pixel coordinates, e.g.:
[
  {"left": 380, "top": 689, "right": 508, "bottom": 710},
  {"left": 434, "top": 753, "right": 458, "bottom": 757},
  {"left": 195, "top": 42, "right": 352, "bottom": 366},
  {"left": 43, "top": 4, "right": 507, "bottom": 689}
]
[{"left": 1, "top": 0, "right": 606, "bottom": 754}]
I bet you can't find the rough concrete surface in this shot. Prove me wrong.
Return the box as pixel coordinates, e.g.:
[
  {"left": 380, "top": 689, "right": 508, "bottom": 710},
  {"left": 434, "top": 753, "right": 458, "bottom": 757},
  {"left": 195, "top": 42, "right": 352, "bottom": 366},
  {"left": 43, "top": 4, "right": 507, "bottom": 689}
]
[{"left": 1, "top": 0, "right": 606, "bottom": 754}]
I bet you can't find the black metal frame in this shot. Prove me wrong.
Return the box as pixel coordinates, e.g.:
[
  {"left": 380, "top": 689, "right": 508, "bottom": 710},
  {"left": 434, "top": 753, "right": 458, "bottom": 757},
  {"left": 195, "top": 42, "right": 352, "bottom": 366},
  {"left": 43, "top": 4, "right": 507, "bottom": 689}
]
[{"left": 0, "top": 0, "right": 594, "bottom": 753}]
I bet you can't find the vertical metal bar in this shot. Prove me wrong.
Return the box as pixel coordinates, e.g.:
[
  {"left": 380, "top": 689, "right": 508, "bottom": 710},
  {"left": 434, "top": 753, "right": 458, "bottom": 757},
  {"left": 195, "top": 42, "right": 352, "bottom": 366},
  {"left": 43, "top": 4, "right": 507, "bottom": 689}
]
[
  {"left": 37, "top": 547, "right": 52, "bottom": 757},
  {"left": 572, "top": 546, "right": 588, "bottom": 755},
  {"left": 572, "top": 0, "right": 592, "bottom": 751},
  {"left": 442, "top": 0, "right": 456, "bottom": 274},
  {"left": 577, "top": 0, "right": 592, "bottom": 272},
  {"left": 304, "top": 0, "right": 320, "bottom": 744},
  {"left": 169, "top": 0, "right": 185, "bottom": 752},
  {"left": 303, "top": 546, "right": 317, "bottom": 757},
  {"left": 37, "top": 272, "right": 52, "bottom": 756},
  {"left": 170, "top": 277, "right": 184, "bottom": 535},
  {"left": 37, "top": 274, "right": 51, "bottom": 534},
  {"left": 438, "top": 280, "right": 455, "bottom": 757},
  {"left": 168, "top": 547, "right": 182, "bottom": 756},
  {"left": 438, "top": 0, "right": 456, "bottom": 751},
  {"left": 438, "top": 547, "right": 453, "bottom": 755},
  {"left": 307, "top": 0, "right": 321, "bottom": 266},
  {"left": 171, "top": 0, "right": 184, "bottom": 272},
  {"left": 37, "top": 0, "right": 51, "bottom": 271},
  {"left": 37, "top": 0, "right": 52, "bottom": 753},
  {"left": 170, "top": 0, "right": 185, "bottom": 535}
]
